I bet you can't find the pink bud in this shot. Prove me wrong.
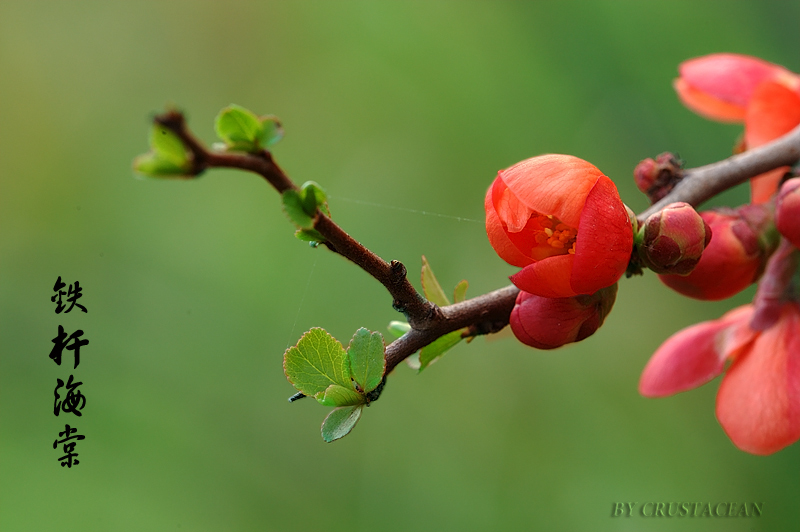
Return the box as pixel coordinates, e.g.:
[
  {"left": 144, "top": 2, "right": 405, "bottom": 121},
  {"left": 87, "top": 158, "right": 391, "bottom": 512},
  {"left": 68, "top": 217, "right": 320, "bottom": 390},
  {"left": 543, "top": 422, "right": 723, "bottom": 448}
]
[
  {"left": 633, "top": 153, "right": 683, "bottom": 203},
  {"left": 639, "top": 202, "right": 711, "bottom": 275},
  {"left": 776, "top": 177, "right": 800, "bottom": 249},
  {"left": 509, "top": 284, "right": 617, "bottom": 350},
  {"left": 659, "top": 205, "right": 775, "bottom": 300}
]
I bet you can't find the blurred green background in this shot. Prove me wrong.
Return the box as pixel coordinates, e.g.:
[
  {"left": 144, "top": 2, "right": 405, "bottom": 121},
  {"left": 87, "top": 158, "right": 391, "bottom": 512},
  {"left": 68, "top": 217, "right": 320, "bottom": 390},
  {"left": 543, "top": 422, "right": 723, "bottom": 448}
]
[{"left": 2, "top": 1, "right": 798, "bottom": 531}]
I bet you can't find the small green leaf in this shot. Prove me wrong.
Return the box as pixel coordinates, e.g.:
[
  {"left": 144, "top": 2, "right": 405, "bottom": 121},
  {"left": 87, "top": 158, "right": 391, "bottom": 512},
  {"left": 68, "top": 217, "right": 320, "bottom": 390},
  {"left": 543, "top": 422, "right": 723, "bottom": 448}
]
[
  {"left": 421, "top": 255, "right": 450, "bottom": 307},
  {"left": 282, "top": 190, "right": 314, "bottom": 229},
  {"left": 387, "top": 320, "right": 411, "bottom": 339},
  {"left": 284, "top": 328, "right": 351, "bottom": 397},
  {"left": 419, "top": 330, "right": 464, "bottom": 371},
  {"left": 214, "top": 104, "right": 264, "bottom": 153},
  {"left": 133, "top": 152, "right": 191, "bottom": 178},
  {"left": 300, "top": 181, "right": 327, "bottom": 216},
  {"left": 150, "top": 125, "right": 189, "bottom": 165},
  {"left": 321, "top": 405, "right": 364, "bottom": 443},
  {"left": 260, "top": 115, "right": 284, "bottom": 147},
  {"left": 406, "top": 352, "right": 421, "bottom": 371},
  {"left": 347, "top": 328, "right": 386, "bottom": 394},
  {"left": 453, "top": 280, "right": 468, "bottom": 303},
  {"left": 133, "top": 124, "right": 192, "bottom": 178},
  {"left": 295, "top": 228, "right": 326, "bottom": 244},
  {"left": 315, "top": 384, "right": 365, "bottom": 407}
]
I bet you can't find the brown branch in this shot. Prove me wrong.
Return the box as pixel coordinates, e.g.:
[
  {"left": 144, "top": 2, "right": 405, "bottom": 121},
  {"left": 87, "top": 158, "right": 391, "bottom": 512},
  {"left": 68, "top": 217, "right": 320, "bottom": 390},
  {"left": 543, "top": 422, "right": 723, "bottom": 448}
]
[
  {"left": 151, "top": 110, "right": 800, "bottom": 381},
  {"left": 154, "top": 110, "right": 435, "bottom": 328},
  {"left": 639, "top": 122, "right": 800, "bottom": 220},
  {"left": 384, "top": 284, "right": 519, "bottom": 373}
]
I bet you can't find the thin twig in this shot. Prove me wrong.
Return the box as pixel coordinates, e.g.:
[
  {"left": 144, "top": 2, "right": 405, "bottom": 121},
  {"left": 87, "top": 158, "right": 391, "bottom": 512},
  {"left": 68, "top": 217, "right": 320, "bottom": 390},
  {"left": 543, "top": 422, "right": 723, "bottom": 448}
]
[
  {"left": 154, "top": 110, "right": 435, "bottom": 328},
  {"left": 639, "top": 123, "right": 800, "bottom": 220}
]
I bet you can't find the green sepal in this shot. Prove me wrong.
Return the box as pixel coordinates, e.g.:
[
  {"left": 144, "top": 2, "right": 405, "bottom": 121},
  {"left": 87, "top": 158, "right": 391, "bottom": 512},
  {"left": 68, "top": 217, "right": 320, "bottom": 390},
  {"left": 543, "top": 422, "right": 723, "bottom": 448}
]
[
  {"left": 421, "top": 255, "right": 450, "bottom": 307},
  {"left": 315, "top": 384, "right": 365, "bottom": 407},
  {"left": 214, "top": 104, "right": 264, "bottom": 153},
  {"left": 387, "top": 320, "right": 411, "bottom": 339},
  {"left": 321, "top": 405, "right": 364, "bottom": 443},
  {"left": 418, "top": 329, "right": 464, "bottom": 371},
  {"left": 347, "top": 328, "right": 386, "bottom": 394},
  {"left": 283, "top": 328, "right": 351, "bottom": 397}
]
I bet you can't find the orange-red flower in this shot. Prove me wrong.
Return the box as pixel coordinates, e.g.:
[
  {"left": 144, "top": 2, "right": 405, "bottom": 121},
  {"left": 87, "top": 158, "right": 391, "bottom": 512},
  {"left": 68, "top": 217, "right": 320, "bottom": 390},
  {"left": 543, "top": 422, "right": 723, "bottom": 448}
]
[
  {"left": 674, "top": 53, "right": 800, "bottom": 203},
  {"left": 509, "top": 284, "right": 617, "bottom": 350},
  {"left": 640, "top": 302, "right": 800, "bottom": 455},
  {"left": 485, "top": 155, "right": 633, "bottom": 298}
]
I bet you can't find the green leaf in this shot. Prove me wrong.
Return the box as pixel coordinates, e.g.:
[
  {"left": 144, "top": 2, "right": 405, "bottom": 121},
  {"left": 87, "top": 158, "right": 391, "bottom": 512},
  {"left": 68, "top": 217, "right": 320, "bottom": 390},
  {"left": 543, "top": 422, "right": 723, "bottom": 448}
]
[
  {"left": 300, "top": 181, "right": 327, "bottom": 216},
  {"left": 406, "top": 352, "right": 421, "bottom": 371},
  {"left": 294, "top": 228, "right": 326, "bottom": 244},
  {"left": 133, "top": 152, "right": 191, "bottom": 178},
  {"left": 315, "top": 384, "right": 365, "bottom": 407},
  {"left": 214, "top": 104, "right": 264, "bottom": 153},
  {"left": 421, "top": 255, "right": 450, "bottom": 307},
  {"left": 133, "top": 124, "right": 192, "bottom": 178},
  {"left": 453, "top": 280, "right": 468, "bottom": 303},
  {"left": 260, "top": 115, "right": 284, "bottom": 147},
  {"left": 283, "top": 328, "right": 351, "bottom": 397},
  {"left": 150, "top": 125, "right": 189, "bottom": 165},
  {"left": 387, "top": 320, "right": 411, "bottom": 339},
  {"left": 419, "top": 330, "right": 464, "bottom": 371},
  {"left": 282, "top": 190, "right": 314, "bottom": 229},
  {"left": 347, "top": 328, "right": 386, "bottom": 394},
  {"left": 321, "top": 405, "right": 363, "bottom": 443}
]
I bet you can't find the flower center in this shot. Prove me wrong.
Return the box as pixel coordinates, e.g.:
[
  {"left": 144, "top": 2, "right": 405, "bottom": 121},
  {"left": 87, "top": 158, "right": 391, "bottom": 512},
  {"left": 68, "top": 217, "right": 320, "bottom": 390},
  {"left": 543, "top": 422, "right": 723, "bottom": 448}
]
[
  {"left": 525, "top": 212, "right": 578, "bottom": 260},
  {"left": 496, "top": 186, "right": 578, "bottom": 260}
]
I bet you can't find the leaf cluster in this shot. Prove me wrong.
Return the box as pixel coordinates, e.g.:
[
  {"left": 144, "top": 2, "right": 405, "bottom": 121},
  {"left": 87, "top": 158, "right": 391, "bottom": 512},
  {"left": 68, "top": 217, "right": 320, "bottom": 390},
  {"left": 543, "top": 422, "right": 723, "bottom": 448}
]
[{"left": 284, "top": 327, "right": 386, "bottom": 442}]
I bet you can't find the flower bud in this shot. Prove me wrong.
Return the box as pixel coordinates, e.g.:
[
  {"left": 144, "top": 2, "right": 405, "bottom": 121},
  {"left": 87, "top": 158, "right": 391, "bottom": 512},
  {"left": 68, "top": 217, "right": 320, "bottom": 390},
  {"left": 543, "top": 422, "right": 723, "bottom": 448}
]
[
  {"left": 776, "top": 177, "right": 800, "bottom": 249},
  {"left": 633, "top": 153, "right": 684, "bottom": 203},
  {"left": 509, "top": 284, "right": 617, "bottom": 350},
  {"left": 659, "top": 205, "right": 775, "bottom": 300},
  {"left": 638, "top": 202, "right": 711, "bottom": 275}
]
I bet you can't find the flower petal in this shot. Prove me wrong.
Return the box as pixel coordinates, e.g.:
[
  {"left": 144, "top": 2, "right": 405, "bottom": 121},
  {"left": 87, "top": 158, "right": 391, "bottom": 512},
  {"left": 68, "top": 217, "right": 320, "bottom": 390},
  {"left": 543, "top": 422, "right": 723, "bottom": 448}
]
[
  {"left": 716, "top": 304, "right": 800, "bottom": 455},
  {"left": 744, "top": 81, "right": 800, "bottom": 203},
  {"left": 510, "top": 254, "right": 577, "bottom": 298},
  {"left": 570, "top": 175, "right": 633, "bottom": 295},
  {"left": 674, "top": 78, "right": 746, "bottom": 122},
  {"left": 485, "top": 180, "right": 533, "bottom": 267},
  {"left": 639, "top": 305, "right": 754, "bottom": 397},
  {"left": 499, "top": 154, "right": 602, "bottom": 228},
  {"left": 678, "top": 54, "right": 790, "bottom": 117}
]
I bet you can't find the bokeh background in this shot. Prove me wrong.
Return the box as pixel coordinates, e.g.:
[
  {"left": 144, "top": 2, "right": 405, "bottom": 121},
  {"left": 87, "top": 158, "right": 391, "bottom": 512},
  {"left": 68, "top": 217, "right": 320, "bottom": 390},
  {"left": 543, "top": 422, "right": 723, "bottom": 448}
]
[{"left": 2, "top": 1, "right": 798, "bottom": 531}]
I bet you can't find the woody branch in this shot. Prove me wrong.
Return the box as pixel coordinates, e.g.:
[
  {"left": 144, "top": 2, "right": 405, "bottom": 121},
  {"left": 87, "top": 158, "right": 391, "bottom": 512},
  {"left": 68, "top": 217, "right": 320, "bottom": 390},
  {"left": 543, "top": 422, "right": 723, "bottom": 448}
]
[{"left": 153, "top": 111, "right": 800, "bottom": 373}]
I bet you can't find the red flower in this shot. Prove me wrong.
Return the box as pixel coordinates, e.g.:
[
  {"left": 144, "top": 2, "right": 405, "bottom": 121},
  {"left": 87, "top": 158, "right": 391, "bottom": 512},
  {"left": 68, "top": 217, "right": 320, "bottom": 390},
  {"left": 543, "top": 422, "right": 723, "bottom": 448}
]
[
  {"left": 485, "top": 155, "right": 633, "bottom": 298},
  {"left": 509, "top": 284, "right": 617, "bottom": 350},
  {"left": 640, "top": 302, "right": 800, "bottom": 455},
  {"left": 674, "top": 53, "right": 800, "bottom": 203}
]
